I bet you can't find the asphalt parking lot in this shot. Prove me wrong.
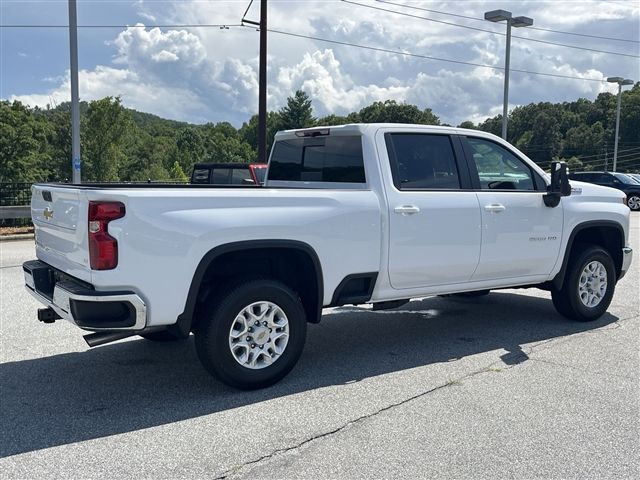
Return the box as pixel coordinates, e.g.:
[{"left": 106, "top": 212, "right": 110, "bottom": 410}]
[{"left": 1, "top": 216, "right": 638, "bottom": 479}]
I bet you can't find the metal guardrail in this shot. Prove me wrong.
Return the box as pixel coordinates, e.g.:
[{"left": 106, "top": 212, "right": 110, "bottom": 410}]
[
  {"left": 0, "top": 206, "right": 30, "bottom": 219},
  {"left": 0, "top": 183, "right": 33, "bottom": 221}
]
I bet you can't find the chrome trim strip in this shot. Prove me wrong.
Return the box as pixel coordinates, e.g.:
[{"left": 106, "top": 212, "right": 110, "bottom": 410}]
[{"left": 24, "top": 269, "right": 147, "bottom": 331}]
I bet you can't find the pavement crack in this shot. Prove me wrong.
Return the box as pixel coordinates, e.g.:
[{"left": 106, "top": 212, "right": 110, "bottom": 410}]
[
  {"left": 214, "top": 369, "right": 490, "bottom": 479},
  {"left": 530, "top": 357, "right": 635, "bottom": 380}
]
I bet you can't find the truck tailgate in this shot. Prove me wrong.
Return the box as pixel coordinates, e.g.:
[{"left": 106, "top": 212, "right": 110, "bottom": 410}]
[{"left": 31, "top": 185, "right": 91, "bottom": 282}]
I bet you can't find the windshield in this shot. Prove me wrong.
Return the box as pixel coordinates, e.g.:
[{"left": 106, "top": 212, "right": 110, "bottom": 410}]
[{"left": 613, "top": 173, "right": 640, "bottom": 185}]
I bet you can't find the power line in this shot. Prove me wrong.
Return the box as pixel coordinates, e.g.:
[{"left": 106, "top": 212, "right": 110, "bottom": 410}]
[
  {"left": 343, "top": 0, "right": 640, "bottom": 59},
  {"left": 375, "top": 0, "right": 640, "bottom": 44},
  {"left": 0, "top": 23, "right": 243, "bottom": 29},
  {"left": 1, "top": 20, "right": 628, "bottom": 83},
  {"left": 260, "top": 26, "right": 608, "bottom": 83}
]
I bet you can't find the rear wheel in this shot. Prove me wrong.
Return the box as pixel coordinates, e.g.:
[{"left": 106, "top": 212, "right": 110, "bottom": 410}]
[
  {"left": 195, "top": 279, "right": 307, "bottom": 390},
  {"left": 627, "top": 195, "right": 640, "bottom": 211},
  {"left": 551, "top": 245, "right": 616, "bottom": 322}
]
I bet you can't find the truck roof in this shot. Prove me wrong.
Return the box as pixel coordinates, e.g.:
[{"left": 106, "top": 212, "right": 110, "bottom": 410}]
[{"left": 275, "top": 123, "right": 494, "bottom": 140}]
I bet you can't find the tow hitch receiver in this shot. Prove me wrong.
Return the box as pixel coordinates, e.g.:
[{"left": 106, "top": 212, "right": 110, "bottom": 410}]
[{"left": 38, "top": 307, "right": 62, "bottom": 323}]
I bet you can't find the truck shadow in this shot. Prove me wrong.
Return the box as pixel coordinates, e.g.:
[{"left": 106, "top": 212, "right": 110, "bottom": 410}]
[{"left": 0, "top": 291, "right": 619, "bottom": 458}]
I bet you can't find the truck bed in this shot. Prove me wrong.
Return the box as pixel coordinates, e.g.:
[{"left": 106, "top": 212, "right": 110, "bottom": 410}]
[{"left": 38, "top": 182, "right": 261, "bottom": 190}]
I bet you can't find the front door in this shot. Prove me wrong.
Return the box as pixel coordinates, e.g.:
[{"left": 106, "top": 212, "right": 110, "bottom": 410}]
[
  {"left": 381, "top": 131, "right": 482, "bottom": 289},
  {"left": 462, "top": 136, "right": 564, "bottom": 281}
]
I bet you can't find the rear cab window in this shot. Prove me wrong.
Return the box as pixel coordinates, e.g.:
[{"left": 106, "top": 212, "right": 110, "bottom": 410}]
[
  {"left": 268, "top": 135, "right": 366, "bottom": 187},
  {"left": 384, "top": 133, "right": 463, "bottom": 190}
]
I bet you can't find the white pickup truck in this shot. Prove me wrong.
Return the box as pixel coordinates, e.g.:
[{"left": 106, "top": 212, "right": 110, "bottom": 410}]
[{"left": 24, "top": 124, "right": 633, "bottom": 389}]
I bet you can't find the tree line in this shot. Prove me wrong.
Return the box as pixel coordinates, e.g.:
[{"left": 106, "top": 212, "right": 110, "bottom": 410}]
[{"left": 1, "top": 83, "right": 639, "bottom": 185}]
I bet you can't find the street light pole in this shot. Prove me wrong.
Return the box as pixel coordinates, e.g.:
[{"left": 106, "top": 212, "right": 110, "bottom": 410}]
[
  {"left": 68, "top": 0, "right": 81, "bottom": 183},
  {"left": 607, "top": 76, "right": 634, "bottom": 172},
  {"left": 485, "top": 10, "right": 533, "bottom": 140},
  {"left": 502, "top": 21, "right": 512, "bottom": 141}
]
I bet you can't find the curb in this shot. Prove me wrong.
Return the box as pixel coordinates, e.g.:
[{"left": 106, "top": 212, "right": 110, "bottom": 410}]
[{"left": 0, "top": 233, "right": 35, "bottom": 242}]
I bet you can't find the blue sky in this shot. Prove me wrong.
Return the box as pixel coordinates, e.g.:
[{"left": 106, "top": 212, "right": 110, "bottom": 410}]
[{"left": 1, "top": 0, "right": 639, "bottom": 126}]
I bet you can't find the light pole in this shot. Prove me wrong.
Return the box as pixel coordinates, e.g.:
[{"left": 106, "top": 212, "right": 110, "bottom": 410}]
[
  {"left": 485, "top": 10, "right": 533, "bottom": 140},
  {"left": 68, "top": 0, "right": 81, "bottom": 183},
  {"left": 606, "top": 76, "right": 634, "bottom": 172}
]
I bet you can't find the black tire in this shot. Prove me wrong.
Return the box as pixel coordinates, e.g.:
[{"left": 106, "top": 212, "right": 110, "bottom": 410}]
[
  {"left": 194, "top": 279, "right": 307, "bottom": 390},
  {"left": 140, "top": 330, "right": 184, "bottom": 342},
  {"left": 551, "top": 245, "right": 616, "bottom": 322},
  {"left": 627, "top": 195, "right": 640, "bottom": 211}
]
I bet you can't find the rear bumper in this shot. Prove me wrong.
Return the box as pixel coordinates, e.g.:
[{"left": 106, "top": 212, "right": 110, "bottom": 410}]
[
  {"left": 619, "top": 246, "right": 633, "bottom": 280},
  {"left": 23, "top": 260, "right": 147, "bottom": 331}
]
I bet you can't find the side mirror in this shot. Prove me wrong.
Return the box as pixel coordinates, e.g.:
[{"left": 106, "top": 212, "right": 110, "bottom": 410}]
[{"left": 544, "top": 161, "right": 571, "bottom": 207}]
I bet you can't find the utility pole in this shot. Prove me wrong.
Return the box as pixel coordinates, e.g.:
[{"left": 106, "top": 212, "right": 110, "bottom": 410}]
[
  {"left": 68, "top": 0, "right": 81, "bottom": 183},
  {"left": 607, "top": 76, "right": 634, "bottom": 172},
  {"left": 242, "top": 1, "right": 268, "bottom": 162},
  {"left": 258, "top": 0, "right": 267, "bottom": 163}
]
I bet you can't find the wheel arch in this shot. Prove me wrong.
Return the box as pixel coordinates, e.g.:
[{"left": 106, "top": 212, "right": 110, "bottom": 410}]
[
  {"left": 171, "top": 240, "right": 324, "bottom": 337},
  {"left": 552, "top": 220, "right": 625, "bottom": 290}
]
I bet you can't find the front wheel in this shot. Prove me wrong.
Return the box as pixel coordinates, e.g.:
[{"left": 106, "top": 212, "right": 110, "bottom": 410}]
[
  {"left": 551, "top": 245, "right": 616, "bottom": 322},
  {"left": 195, "top": 279, "right": 307, "bottom": 390}
]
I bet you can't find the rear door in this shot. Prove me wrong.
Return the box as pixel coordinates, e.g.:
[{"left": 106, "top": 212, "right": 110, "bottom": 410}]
[
  {"left": 382, "top": 130, "right": 482, "bottom": 289},
  {"left": 461, "top": 136, "right": 563, "bottom": 281}
]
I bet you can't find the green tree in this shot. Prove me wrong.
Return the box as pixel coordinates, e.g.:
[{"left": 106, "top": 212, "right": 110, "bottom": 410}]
[
  {"left": 82, "top": 97, "right": 131, "bottom": 181},
  {"left": 358, "top": 100, "right": 439, "bottom": 125},
  {"left": 176, "top": 128, "right": 205, "bottom": 173},
  {"left": 239, "top": 111, "right": 281, "bottom": 161},
  {"left": 277, "top": 90, "right": 316, "bottom": 130},
  {"left": 0, "top": 101, "right": 52, "bottom": 184},
  {"left": 169, "top": 160, "right": 188, "bottom": 182},
  {"left": 458, "top": 120, "right": 476, "bottom": 129}
]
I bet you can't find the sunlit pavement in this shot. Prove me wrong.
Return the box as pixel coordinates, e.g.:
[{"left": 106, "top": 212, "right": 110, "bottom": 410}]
[{"left": 1, "top": 215, "right": 638, "bottom": 479}]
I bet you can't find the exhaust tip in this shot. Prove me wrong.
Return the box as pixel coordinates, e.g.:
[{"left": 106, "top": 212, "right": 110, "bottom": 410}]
[{"left": 84, "top": 331, "right": 137, "bottom": 348}]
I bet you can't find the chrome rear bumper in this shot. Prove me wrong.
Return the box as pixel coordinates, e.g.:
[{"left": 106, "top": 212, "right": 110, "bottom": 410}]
[{"left": 23, "top": 260, "right": 147, "bottom": 331}]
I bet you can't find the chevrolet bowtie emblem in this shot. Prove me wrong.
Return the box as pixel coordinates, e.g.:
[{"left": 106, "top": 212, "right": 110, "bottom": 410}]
[{"left": 43, "top": 207, "right": 54, "bottom": 220}]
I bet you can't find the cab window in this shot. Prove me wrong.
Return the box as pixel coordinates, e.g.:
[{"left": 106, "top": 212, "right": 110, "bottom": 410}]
[
  {"left": 466, "top": 137, "right": 536, "bottom": 191},
  {"left": 385, "top": 133, "right": 461, "bottom": 190}
]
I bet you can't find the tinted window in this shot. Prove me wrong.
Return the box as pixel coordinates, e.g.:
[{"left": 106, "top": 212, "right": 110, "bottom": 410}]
[
  {"left": 597, "top": 174, "right": 614, "bottom": 185},
  {"left": 571, "top": 172, "right": 595, "bottom": 181},
  {"left": 192, "top": 168, "right": 210, "bottom": 183},
  {"left": 231, "top": 168, "right": 253, "bottom": 185},
  {"left": 211, "top": 168, "right": 231, "bottom": 184},
  {"left": 253, "top": 167, "right": 266, "bottom": 184},
  {"left": 467, "top": 137, "right": 535, "bottom": 191},
  {"left": 269, "top": 136, "right": 365, "bottom": 183},
  {"left": 385, "top": 134, "right": 460, "bottom": 189},
  {"left": 613, "top": 173, "right": 639, "bottom": 185}
]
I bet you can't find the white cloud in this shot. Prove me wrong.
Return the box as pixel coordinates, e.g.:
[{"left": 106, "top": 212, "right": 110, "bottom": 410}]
[{"left": 6, "top": 0, "right": 639, "bottom": 126}]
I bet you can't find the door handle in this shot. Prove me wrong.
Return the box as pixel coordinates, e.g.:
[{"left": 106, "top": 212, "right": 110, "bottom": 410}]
[
  {"left": 484, "top": 203, "right": 506, "bottom": 213},
  {"left": 394, "top": 205, "right": 421, "bottom": 215}
]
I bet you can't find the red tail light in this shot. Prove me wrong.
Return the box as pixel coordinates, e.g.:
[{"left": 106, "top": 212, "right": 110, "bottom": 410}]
[{"left": 88, "top": 201, "right": 125, "bottom": 270}]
